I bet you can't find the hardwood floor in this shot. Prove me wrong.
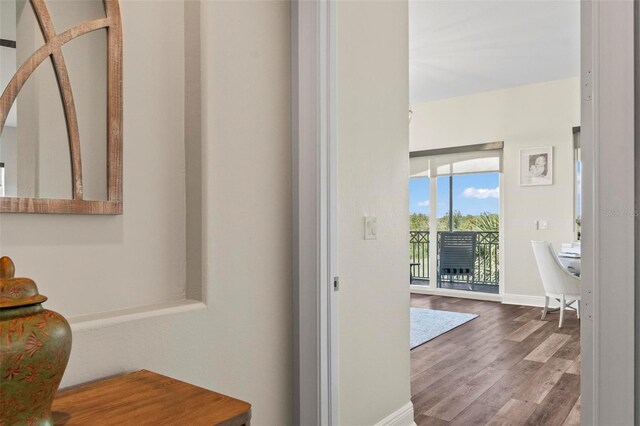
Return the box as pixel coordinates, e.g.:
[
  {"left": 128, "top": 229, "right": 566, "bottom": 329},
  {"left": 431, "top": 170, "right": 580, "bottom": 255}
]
[{"left": 411, "top": 294, "right": 580, "bottom": 426}]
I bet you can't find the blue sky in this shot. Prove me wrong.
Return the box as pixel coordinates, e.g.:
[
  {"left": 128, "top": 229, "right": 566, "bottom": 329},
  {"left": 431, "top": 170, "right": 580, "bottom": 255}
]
[{"left": 410, "top": 172, "right": 500, "bottom": 216}]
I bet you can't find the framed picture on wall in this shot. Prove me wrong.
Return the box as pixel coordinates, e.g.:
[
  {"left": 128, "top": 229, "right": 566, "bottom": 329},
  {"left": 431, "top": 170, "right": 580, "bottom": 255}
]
[{"left": 520, "top": 146, "right": 553, "bottom": 186}]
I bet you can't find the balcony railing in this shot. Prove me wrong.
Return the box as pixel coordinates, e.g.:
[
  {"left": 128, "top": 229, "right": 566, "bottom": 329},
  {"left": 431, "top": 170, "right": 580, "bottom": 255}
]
[
  {"left": 410, "top": 230, "right": 499, "bottom": 288},
  {"left": 410, "top": 230, "right": 430, "bottom": 280}
]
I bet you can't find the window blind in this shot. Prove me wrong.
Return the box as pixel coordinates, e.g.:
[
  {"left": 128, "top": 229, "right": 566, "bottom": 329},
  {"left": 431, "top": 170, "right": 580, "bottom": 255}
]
[{"left": 410, "top": 146, "right": 503, "bottom": 178}]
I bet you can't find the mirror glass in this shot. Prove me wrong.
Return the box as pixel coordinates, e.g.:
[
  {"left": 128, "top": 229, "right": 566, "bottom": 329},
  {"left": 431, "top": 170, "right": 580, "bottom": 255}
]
[{"left": 0, "top": 0, "right": 108, "bottom": 201}]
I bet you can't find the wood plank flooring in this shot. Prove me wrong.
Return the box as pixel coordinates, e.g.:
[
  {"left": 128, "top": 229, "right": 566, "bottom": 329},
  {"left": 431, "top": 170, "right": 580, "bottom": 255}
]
[{"left": 411, "top": 294, "right": 580, "bottom": 426}]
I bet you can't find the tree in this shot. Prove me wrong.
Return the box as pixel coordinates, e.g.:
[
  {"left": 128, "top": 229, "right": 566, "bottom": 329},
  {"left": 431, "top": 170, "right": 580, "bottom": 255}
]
[
  {"left": 470, "top": 213, "right": 500, "bottom": 231},
  {"left": 410, "top": 211, "right": 499, "bottom": 232},
  {"left": 410, "top": 213, "right": 429, "bottom": 231}
]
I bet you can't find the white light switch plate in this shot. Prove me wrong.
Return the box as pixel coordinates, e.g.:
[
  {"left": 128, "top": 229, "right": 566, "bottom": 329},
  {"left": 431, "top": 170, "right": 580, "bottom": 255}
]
[
  {"left": 534, "top": 220, "right": 549, "bottom": 230},
  {"left": 364, "top": 216, "right": 377, "bottom": 240}
]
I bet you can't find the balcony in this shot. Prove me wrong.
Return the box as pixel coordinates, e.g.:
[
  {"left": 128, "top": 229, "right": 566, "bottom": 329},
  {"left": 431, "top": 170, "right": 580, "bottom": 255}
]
[{"left": 410, "top": 230, "right": 499, "bottom": 294}]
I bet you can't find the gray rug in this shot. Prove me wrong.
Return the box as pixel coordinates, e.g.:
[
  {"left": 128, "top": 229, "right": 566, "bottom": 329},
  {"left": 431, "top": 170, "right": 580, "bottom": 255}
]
[{"left": 410, "top": 307, "right": 478, "bottom": 349}]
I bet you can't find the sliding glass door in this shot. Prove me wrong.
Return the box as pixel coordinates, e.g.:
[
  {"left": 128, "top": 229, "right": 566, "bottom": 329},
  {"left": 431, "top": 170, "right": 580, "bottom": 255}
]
[{"left": 409, "top": 144, "right": 502, "bottom": 294}]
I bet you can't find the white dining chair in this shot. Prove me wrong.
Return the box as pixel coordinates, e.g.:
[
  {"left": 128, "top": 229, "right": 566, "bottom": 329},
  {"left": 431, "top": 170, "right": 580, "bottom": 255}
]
[{"left": 531, "top": 241, "right": 581, "bottom": 328}]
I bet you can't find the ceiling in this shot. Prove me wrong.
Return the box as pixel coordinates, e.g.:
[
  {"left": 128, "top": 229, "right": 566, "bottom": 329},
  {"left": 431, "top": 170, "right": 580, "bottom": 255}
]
[{"left": 409, "top": 0, "right": 580, "bottom": 103}]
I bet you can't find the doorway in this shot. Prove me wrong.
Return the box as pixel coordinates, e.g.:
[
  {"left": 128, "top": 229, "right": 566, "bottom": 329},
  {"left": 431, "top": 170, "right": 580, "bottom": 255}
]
[
  {"left": 407, "top": 1, "right": 583, "bottom": 424},
  {"left": 292, "top": 0, "right": 636, "bottom": 424}
]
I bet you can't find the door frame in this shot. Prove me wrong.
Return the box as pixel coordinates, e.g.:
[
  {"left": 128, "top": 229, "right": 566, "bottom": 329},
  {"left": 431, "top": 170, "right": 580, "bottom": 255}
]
[
  {"left": 580, "top": 1, "right": 636, "bottom": 424},
  {"left": 292, "top": 0, "right": 637, "bottom": 424},
  {"left": 292, "top": 0, "right": 338, "bottom": 424}
]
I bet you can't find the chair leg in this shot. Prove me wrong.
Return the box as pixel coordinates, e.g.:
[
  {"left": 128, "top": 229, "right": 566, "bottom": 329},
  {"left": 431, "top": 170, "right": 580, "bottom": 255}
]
[
  {"left": 577, "top": 300, "right": 580, "bottom": 320},
  {"left": 542, "top": 296, "right": 549, "bottom": 320},
  {"left": 559, "top": 295, "right": 566, "bottom": 328}
]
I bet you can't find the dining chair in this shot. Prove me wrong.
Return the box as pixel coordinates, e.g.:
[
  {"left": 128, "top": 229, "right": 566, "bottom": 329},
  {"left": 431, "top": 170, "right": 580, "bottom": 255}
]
[{"left": 531, "top": 241, "right": 581, "bottom": 328}]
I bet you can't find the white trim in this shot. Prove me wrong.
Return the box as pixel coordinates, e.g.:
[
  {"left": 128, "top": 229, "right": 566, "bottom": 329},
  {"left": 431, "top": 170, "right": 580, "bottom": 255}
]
[
  {"left": 326, "top": 0, "right": 339, "bottom": 422},
  {"left": 410, "top": 285, "right": 502, "bottom": 303},
  {"left": 409, "top": 288, "right": 564, "bottom": 309},
  {"left": 498, "top": 170, "right": 505, "bottom": 298},
  {"left": 501, "top": 293, "right": 546, "bottom": 308},
  {"left": 581, "top": 1, "right": 635, "bottom": 424},
  {"left": 635, "top": 2, "right": 640, "bottom": 424},
  {"left": 292, "top": 0, "right": 338, "bottom": 424},
  {"left": 374, "top": 402, "right": 416, "bottom": 426},
  {"left": 502, "top": 294, "right": 568, "bottom": 310},
  {"left": 69, "top": 300, "right": 206, "bottom": 333},
  {"left": 428, "top": 176, "right": 438, "bottom": 282}
]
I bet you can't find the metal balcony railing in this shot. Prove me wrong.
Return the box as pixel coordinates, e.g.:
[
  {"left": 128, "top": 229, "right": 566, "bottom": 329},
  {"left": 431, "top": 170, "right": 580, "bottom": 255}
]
[
  {"left": 410, "top": 230, "right": 430, "bottom": 280},
  {"left": 410, "top": 230, "right": 499, "bottom": 288}
]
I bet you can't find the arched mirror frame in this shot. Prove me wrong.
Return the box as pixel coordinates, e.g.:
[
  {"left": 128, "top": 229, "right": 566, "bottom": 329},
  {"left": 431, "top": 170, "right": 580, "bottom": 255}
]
[{"left": 0, "top": 0, "right": 122, "bottom": 214}]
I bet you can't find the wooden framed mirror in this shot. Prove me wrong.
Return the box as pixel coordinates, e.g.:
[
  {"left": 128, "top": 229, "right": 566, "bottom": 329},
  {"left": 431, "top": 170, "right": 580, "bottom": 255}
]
[{"left": 0, "top": 0, "right": 122, "bottom": 214}]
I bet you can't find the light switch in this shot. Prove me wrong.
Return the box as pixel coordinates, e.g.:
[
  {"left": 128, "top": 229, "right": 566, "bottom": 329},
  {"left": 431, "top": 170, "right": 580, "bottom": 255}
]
[
  {"left": 535, "top": 220, "right": 549, "bottom": 230},
  {"left": 364, "top": 216, "right": 377, "bottom": 240}
]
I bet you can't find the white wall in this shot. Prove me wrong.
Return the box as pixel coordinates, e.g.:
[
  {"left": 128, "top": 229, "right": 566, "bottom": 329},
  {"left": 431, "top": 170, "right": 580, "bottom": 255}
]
[
  {"left": 1, "top": 0, "right": 187, "bottom": 316},
  {"left": 410, "top": 77, "right": 580, "bottom": 300},
  {"left": 338, "top": 1, "right": 413, "bottom": 424},
  {"left": 0, "top": 1, "right": 293, "bottom": 424}
]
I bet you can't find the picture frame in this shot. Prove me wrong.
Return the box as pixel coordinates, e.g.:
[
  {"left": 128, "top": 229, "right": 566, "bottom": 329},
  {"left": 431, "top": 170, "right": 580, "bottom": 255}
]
[
  {"left": 0, "top": 0, "right": 123, "bottom": 214},
  {"left": 520, "top": 146, "right": 553, "bottom": 186}
]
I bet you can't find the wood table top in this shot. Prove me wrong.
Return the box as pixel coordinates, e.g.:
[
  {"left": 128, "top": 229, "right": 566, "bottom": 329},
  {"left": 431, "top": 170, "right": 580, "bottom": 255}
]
[{"left": 52, "top": 370, "right": 251, "bottom": 426}]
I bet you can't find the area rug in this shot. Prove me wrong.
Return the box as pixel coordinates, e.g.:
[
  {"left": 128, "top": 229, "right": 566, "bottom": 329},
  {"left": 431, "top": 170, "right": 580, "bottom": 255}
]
[{"left": 410, "top": 307, "right": 479, "bottom": 349}]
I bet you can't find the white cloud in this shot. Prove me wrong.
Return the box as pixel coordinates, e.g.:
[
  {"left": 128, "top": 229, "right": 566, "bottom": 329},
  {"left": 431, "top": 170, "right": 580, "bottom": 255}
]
[
  {"left": 462, "top": 186, "right": 500, "bottom": 199},
  {"left": 417, "top": 200, "right": 430, "bottom": 207}
]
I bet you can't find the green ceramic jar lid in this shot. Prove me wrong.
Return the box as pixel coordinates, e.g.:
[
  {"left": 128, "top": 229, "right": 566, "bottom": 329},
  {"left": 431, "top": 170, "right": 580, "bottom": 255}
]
[{"left": 0, "top": 257, "right": 48, "bottom": 309}]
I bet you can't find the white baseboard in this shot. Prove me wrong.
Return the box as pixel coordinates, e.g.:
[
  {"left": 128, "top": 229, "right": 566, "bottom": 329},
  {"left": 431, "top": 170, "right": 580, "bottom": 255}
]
[
  {"left": 410, "top": 285, "right": 502, "bottom": 303},
  {"left": 412, "top": 288, "right": 561, "bottom": 310},
  {"left": 375, "top": 402, "right": 416, "bottom": 426},
  {"left": 501, "top": 293, "right": 547, "bottom": 307}
]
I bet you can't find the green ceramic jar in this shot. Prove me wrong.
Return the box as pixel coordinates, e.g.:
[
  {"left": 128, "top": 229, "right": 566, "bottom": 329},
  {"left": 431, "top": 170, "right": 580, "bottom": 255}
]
[{"left": 0, "top": 257, "right": 72, "bottom": 426}]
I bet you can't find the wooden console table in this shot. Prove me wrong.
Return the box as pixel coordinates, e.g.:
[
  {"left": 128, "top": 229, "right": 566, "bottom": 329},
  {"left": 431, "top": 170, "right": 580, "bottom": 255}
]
[{"left": 52, "top": 370, "right": 251, "bottom": 425}]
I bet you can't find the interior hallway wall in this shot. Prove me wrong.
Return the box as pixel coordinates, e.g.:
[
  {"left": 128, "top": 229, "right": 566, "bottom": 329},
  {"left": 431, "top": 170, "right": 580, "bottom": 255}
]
[
  {"left": 0, "top": 1, "right": 292, "bottom": 424},
  {"left": 337, "top": 0, "right": 414, "bottom": 424},
  {"left": 410, "top": 77, "right": 580, "bottom": 302},
  {"left": 0, "top": 0, "right": 187, "bottom": 316}
]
